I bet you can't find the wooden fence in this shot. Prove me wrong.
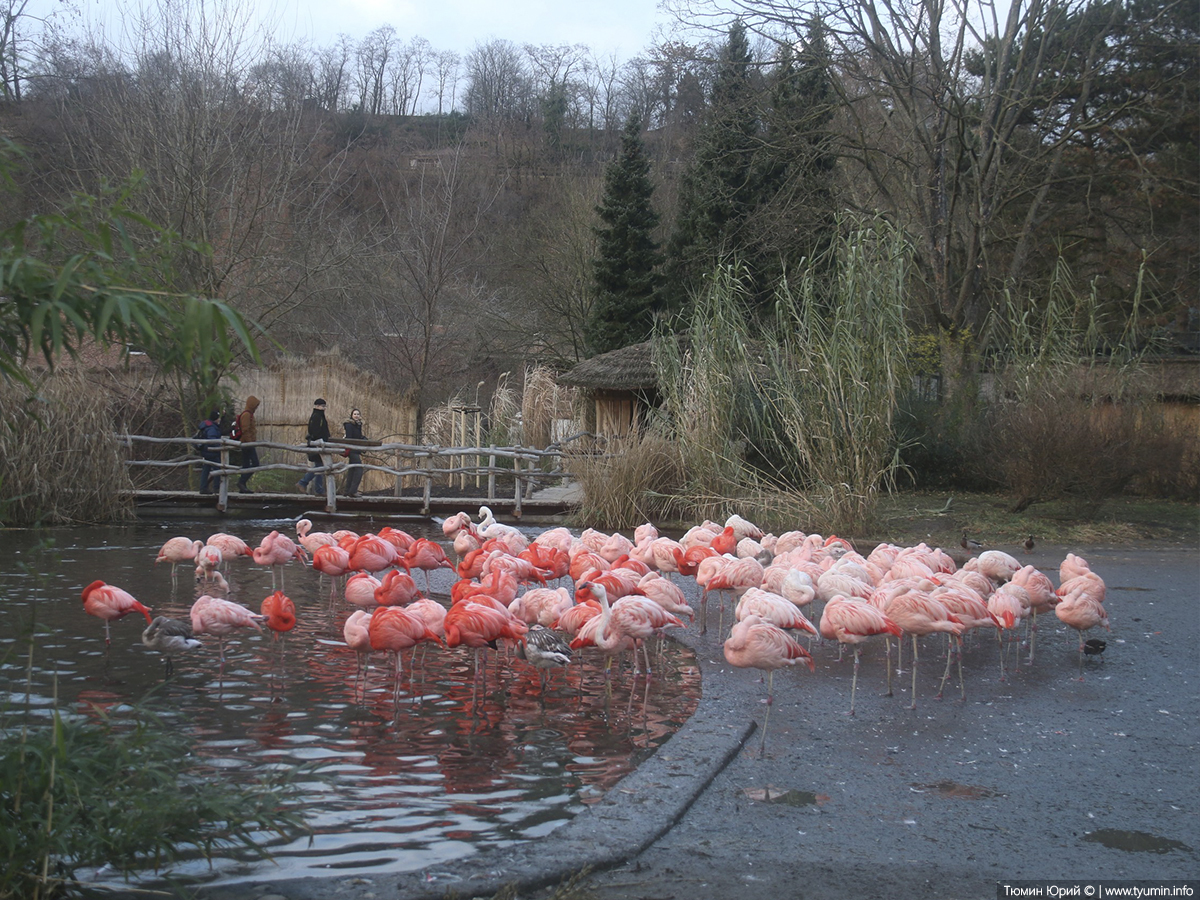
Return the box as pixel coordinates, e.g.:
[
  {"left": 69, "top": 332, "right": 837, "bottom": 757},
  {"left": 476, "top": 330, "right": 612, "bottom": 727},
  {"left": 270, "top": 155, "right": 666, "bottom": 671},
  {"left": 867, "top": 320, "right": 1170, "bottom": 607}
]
[{"left": 118, "top": 434, "right": 578, "bottom": 515}]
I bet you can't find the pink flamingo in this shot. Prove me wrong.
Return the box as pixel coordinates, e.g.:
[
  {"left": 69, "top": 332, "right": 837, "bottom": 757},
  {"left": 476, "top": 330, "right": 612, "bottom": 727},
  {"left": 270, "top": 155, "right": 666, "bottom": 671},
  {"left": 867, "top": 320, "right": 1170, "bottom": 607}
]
[
  {"left": 444, "top": 600, "right": 528, "bottom": 679},
  {"left": 819, "top": 595, "right": 902, "bottom": 714},
  {"left": 344, "top": 573, "right": 382, "bottom": 608},
  {"left": 569, "top": 582, "right": 683, "bottom": 680},
  {"left": 343, "top": 609, "right": 373, "bottom": 697},
  {"left": 369, "top": 605, "right": 444, "bottom": 700},
  {"left": 156, "top": 537, "right": 202, "bottom": 585},
  {"left": 886, "top": 593, "right": 967, "bottom": 709},
  {"left": 1056, "top": 572, "right": 1110, "bottom": 679},
  {"left": 723, "top": 614, "right": 814, "bottom": 756},
  {"left": 403, "top": 538, "right": 454, "bottom": 593},
  {"left": 348, "top": 534, "right": 398, "bottom": 574},
  {"left": 206, "top": 532, "right": 252, "bottom": 563},
  {"left": 81, "top": 580, "right": 152, "bottom": 646},
  {"left": 296, "top": 518, "right": 339, "bottom": 555},
  {"left": 704, "top": 556, "right": 765, "bottom": 637},
  {"left": 252, "top": 531, "right": 306, "bottom": 589},
  {"left": 374, "top": 570, "right": 419, "bottom": 607},
  {"left": 189, "top": 595, "right": 263, "bottom": 668},
  {"left": 260, "top": 590, "right": 297, "bottom": 639}
]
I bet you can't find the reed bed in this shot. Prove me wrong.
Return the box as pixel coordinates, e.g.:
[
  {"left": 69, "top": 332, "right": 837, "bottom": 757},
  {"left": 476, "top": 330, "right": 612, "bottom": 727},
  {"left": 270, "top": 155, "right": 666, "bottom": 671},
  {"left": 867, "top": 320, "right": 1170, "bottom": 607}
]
[
  {"left": 643, "top": 219, "right": 913, "bottom": 532},
  {"left": 567, "top": 431, "right": 688, "bottom": 530},
  {"left": 0, "top": 371, "right": 134, "bottom": 526}
]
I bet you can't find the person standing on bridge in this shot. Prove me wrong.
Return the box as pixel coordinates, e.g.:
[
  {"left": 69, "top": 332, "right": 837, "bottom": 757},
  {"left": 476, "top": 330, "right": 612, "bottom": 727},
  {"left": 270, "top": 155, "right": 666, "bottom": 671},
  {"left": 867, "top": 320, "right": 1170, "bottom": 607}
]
[
  {"left": 341, "top": 407, "right": 365, "bottom": 498},
  {"left": 195, "top": 409, "right": 223, "bottom": 494},
  {"left": 235, "top": 396, "right": 260, "bottom": 494},
  {"left": 297, "top": 398, "right": 330, "bottom": 495}
]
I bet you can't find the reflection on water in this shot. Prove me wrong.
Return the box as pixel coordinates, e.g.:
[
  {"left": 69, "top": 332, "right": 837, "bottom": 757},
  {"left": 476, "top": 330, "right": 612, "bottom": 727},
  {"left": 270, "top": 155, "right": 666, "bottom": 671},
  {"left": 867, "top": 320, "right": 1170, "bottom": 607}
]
[{"left": 0, "top": 519, "right": 700, "bottom": 886}]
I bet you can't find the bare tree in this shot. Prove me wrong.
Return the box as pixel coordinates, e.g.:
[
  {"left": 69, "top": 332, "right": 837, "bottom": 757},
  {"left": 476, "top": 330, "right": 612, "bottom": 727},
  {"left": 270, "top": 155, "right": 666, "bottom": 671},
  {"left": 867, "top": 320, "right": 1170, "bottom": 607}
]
[
  {"left": 431, "top": 48, "right": 460, "bottom": 116},
  {"left": 670, "top": 0, "right": 1126, "bottom": 386},
  {"left": 314, "top": 34, "right": 353, "bottom": 111},
  {"left": 354, "top": 24, "right": 395, "bottom": 115},
  {"left": 463, "top": 39, "right": 532, "bottom": 120},
  {"left": 29, "top": 0, "right": 377, "bottom": 340}
]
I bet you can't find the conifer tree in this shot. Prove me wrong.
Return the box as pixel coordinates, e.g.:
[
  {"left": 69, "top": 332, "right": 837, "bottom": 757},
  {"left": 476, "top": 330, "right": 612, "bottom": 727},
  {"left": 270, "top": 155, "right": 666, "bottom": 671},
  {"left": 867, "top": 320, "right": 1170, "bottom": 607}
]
[{"left": 586, "top": 113, "right": 663, "bottom": 356}]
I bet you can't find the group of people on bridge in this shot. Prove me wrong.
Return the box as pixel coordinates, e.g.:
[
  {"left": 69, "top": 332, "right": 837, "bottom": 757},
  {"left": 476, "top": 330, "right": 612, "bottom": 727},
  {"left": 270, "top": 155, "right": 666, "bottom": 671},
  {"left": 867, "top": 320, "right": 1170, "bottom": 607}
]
[{"left": 196, "top": 397, "right": 366, "bottom": 498}]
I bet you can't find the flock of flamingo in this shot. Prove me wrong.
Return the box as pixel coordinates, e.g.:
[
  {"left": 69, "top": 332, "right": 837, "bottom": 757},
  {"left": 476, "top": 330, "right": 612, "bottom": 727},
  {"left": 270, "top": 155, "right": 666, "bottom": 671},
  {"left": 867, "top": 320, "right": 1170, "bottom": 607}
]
[{"left": 81, "top": 507, "right": 1111, "bottom": 751}]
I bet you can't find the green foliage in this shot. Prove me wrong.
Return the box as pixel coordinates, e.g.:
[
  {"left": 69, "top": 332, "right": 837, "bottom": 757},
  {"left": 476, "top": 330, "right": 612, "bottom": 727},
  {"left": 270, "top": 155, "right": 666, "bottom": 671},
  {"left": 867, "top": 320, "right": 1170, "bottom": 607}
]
[
  {"left": 586, "top": 114, "right": 663, "bottom": 356},
  {"left": 0, "top": 700, "right": 308, "bottom": 896}
]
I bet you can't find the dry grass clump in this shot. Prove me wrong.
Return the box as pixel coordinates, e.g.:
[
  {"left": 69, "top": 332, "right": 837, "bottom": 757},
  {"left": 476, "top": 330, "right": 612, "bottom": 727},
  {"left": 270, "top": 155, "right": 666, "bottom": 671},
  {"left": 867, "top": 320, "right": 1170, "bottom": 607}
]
[
  {"left": 567, "top": 431, "right": 687, "bottom": 530},
  {"left": 522, "top": 363, "right": 571, "bottom": 448},
  {"left": 0, "top": 370, "right": 134, "bottom": 525}
]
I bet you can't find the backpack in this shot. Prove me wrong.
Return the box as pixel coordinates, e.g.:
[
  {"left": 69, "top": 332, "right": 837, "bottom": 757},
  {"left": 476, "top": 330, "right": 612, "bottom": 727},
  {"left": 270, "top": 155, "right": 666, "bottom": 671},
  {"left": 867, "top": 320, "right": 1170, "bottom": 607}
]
[{"left": 231, "top": 413, "right": 244, "bottom": 441}]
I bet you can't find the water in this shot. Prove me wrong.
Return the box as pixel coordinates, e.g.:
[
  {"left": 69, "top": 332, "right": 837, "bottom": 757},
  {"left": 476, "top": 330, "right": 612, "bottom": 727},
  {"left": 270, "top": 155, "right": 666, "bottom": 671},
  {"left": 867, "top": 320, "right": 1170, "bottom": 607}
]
[{"left": 0, "top": 518, "right": 700, "bottom": 887}]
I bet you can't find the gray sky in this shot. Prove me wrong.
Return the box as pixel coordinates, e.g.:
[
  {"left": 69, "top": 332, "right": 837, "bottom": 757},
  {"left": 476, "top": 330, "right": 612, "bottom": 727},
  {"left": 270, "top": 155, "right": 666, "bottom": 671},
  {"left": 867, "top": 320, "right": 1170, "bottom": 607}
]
[{"left": 46, "top": 0, "right": 674, "bottom": 59}]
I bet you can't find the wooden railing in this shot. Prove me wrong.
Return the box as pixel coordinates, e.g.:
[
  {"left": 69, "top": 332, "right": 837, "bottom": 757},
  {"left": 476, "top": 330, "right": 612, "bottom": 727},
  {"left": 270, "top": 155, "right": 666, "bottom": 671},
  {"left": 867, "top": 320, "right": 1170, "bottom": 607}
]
[{"left": 118, "top": 433, "right": 584, "bottom": 514}]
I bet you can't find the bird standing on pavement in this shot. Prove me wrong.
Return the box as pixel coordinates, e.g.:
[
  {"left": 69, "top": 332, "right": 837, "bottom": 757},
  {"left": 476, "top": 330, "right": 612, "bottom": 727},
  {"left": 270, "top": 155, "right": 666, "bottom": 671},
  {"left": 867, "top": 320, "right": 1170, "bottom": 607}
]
[
  {"left": 723, "top": 614, "right": 814, "bottom": 756},
  {"left": 961, "top": 531, "right": 983, "bottom": 553}
]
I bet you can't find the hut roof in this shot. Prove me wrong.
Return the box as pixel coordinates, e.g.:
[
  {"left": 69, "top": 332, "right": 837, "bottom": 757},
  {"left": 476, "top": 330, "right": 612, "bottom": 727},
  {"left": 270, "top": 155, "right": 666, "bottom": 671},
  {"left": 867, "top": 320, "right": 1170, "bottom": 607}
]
[{"left": 558, "top": 340, "right": 663, "bottom": 391}]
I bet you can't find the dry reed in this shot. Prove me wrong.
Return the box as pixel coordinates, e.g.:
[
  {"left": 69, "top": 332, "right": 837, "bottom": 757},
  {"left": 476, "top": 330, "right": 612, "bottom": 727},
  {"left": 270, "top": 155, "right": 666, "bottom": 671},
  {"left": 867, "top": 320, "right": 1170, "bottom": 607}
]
[
  {"left": 0, "top": 370, "right": 134, "bottom": 525},
  {"left": 567, "top": 431, "right": 687, "bottom": 530}
]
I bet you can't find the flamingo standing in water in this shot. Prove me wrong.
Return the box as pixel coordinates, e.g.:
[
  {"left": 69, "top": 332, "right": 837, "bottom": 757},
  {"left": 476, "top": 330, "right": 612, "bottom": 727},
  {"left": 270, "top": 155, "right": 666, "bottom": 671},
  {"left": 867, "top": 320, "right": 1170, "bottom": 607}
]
[
  {"left": 1055, "top": 571, "right": 1110, "bottom": 680},
  {"left": 261, "top": 591, "right": 297, "bottom": 640},
  {"left": 253, "top": 531, "right": 306, "bottom": 589},
  {"left": 723, "top": 614, "right": 814, "bottom": 756},
  {"left": 369, "top": 605, "right": 444, "bottom": 702},
  {"left": 190, "top": 595, "right": 263, "bottom": 668},
  {"left": 81, "top": 580, "right": 153, "bottom": 646},
  {"left": 403, "top": 539, "right": 455, "bottom": 593},
  {"left": 142, "top": 616, "right": 201, "bottom": 676},
  {"left": 156, "top": 537, "right": 202, "bottom": 586},
  {"left": 343, "top": 609, "right": 373, "bottom": 699}
]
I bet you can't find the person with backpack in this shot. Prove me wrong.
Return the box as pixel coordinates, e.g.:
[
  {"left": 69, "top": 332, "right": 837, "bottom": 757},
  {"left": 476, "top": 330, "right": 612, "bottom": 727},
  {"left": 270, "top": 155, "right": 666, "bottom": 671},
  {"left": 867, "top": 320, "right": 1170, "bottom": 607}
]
[
  {"left": 296, "top": 398, "right": 330, "bottom": 495},
  {"left": 234, "top": 396, "right": 261, "bottom": 493},
  {"left": 194, "top": 409, "right": 223, "bottom": 494}
]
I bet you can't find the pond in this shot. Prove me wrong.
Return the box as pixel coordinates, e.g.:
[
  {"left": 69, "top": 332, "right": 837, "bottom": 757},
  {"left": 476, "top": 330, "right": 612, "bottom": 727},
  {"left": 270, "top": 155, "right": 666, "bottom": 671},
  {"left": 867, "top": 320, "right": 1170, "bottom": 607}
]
[{"left": 0, "top": 517, "right": 701, "bottom": 888}]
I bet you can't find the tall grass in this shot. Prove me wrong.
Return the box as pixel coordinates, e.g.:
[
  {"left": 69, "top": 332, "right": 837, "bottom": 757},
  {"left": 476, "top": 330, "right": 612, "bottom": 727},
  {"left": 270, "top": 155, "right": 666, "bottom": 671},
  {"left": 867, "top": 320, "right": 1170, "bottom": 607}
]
[
  {"left": 0, "top": 371, "right": 134, "bottom": 526},
  {"left": 647, "top": 219, "right": 913, "bottom": 532},
  {"left": 976, "top": 259, "right": 1182, "bottom": 512},
  {"left": 567, "top": 432, "right": 687, "bottom": 530}
]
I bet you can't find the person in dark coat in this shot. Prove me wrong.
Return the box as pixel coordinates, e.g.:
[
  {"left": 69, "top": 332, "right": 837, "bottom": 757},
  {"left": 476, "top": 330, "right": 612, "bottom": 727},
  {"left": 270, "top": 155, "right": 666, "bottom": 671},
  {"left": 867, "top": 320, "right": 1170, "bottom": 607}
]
[
  {"left": 195, "top": 409, "right": 223, "bottom": 494},
  {"left": 235, "top": 395, "right": 261, "bottom": 493},
  {"left": 296, "top": 398, "right": 330, "bottom": 495},
  {"left": 341, "top": 408, "right": 365, "bottom": 497}
]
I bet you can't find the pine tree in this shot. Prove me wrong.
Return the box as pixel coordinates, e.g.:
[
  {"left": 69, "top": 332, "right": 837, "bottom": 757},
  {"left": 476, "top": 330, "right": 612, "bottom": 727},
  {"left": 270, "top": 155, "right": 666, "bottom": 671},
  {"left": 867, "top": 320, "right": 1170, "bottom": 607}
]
[
  {"left": 663, "top": 20, "right": 764, "bottom": 314},
  {"left": 586, "top": 113, "right": 664, "bottom": 356}
]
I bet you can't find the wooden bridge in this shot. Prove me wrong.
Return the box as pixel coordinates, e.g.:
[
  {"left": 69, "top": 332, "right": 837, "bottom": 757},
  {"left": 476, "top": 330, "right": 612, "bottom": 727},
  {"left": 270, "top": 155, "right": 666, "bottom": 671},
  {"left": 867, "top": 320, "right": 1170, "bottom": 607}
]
[{"left": 120, "top": 434, "right": 585, "bottom": 523}]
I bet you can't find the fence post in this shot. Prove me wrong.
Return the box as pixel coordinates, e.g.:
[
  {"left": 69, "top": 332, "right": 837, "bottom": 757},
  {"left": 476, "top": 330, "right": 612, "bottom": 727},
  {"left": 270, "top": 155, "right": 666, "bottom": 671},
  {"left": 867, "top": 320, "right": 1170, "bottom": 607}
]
[
  {"left": 394, "top": 448, "right": 404, "bottom": 497},
  {"left": 322, "top": 452, "right": 337, "bottom": 513},
  {"left": 422, "top": 454, "right": 432, "bottom": 515},
  {"left": 513, "top": 454, "right": 522, "bottom": 518},
  {"left": 217, "top": 444, "right": 230, "bottom": 511},
  {"left": 488, "top": 446, "right": 496, "bottom": 501}
]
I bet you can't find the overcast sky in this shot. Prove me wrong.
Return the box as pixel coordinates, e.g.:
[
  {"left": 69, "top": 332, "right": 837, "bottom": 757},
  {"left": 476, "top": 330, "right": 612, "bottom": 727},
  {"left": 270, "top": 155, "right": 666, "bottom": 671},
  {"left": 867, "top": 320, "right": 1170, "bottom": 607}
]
[{"left": 42, "top": 0, "right": 677, "bottom": 60}]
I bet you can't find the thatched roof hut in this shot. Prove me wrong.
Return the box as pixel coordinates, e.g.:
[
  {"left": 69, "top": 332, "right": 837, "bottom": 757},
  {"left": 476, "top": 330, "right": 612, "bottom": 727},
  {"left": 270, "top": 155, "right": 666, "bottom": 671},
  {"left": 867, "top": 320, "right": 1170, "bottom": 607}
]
[{"left": 558, "top": 341, "right": 663, "bottom": 437}]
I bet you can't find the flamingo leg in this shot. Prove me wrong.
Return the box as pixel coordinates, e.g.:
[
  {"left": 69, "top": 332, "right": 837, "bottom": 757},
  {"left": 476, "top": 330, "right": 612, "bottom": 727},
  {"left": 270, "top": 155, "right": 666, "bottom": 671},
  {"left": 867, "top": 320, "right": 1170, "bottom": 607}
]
[
  {"left": 849, "top": 646, "right": 860, "bottom": 716},
  {"left": 957, "top": 636, "right": 966, "bottom": 700},
  {"left": 997, "top": 629, "right": 1006, "bottom": 682},
  {"left": 700, "top": 590, "right": 708, "bottom": 635},
  {"left": 759, "top": 669, "right": 775, "bottom": 757},
  {"left": 1077, "top": 631, "right": 1086, "bottom": 680},
  {"left": 884, "top": 636, "right": 893, "bottom": 696},
  {"left": 910, "top": 635, "right": 919, "bottom": 710},
  {"left": 937, "top": 634, "right": 953, "bottom": 699},
  {"left": 1026, "top": 610, "right": 1038, "bottom": 665}
]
